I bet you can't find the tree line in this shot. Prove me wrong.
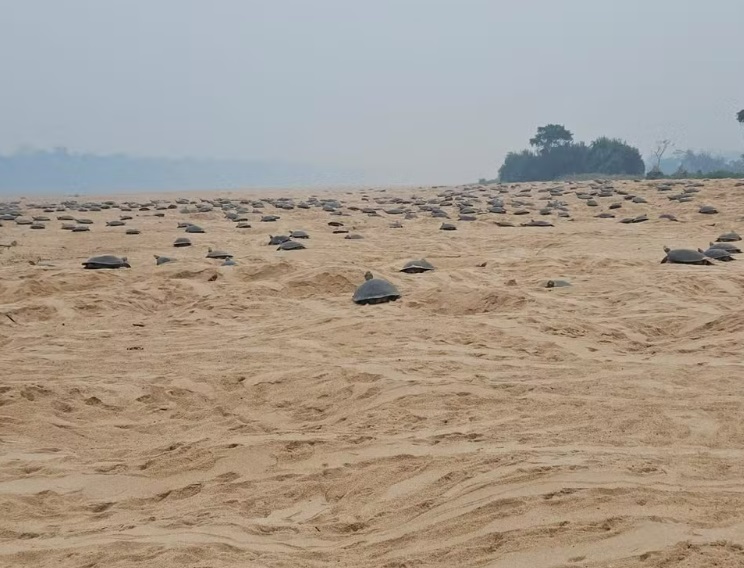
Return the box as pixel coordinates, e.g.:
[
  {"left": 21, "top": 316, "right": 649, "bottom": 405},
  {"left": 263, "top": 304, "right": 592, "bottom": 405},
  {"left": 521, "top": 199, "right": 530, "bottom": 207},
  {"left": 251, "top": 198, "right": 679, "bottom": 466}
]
[{"left": 497, "top": 124, "right": 645, "bottom": 182}]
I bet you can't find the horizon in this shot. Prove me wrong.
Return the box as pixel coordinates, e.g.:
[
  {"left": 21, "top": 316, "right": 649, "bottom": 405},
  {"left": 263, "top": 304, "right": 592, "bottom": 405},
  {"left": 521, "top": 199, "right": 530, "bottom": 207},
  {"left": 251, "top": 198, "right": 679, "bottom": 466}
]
[{"left": 1, "top": 0, "right": 743, "bottom": 190}]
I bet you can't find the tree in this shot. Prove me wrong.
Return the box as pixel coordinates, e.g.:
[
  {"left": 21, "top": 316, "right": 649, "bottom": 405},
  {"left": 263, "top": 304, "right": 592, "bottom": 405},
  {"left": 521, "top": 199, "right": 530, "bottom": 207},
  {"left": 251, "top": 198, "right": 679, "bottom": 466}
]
[
  {"left": 651, "top": 139, "right": 673, "bottom": 171},
  {"left": 737, "top": 109, "right": 744, "bottom": 124},
  {"left": 529, "top": 124, "right": 574, "bottom": 154},
  {"left": 587, "top": 137, "right": 645, "bottom": 176}
]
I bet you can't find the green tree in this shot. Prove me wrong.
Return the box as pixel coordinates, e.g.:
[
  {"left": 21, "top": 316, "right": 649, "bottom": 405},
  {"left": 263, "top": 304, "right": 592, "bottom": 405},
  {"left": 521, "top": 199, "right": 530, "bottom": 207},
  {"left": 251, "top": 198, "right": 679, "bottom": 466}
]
[
  {"left": 737, "top": 109, "right": 744, "bottom": 124},
  {"left": 529, "top": 124, "right": 574, "bottom": 154}
]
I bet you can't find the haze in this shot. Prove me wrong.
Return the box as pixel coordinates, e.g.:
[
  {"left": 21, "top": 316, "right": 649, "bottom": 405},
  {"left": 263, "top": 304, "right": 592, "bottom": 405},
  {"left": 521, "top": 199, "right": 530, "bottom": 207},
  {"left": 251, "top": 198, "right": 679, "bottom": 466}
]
[{"left": 1, "top": 0, "right": 743, "bottom": 185}]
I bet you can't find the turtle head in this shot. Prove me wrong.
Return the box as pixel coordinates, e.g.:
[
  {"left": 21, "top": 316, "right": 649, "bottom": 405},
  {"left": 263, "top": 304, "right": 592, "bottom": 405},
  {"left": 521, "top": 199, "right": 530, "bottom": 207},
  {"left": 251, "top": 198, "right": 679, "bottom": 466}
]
[
  {"left": 121, "top": 256, "right": 128, "bottom": 262},
  {"left": 364, "top": 271, "right": 374, "bottom": 281},
  {"left": 663, "top": 246, "right": 671, "bottom": 253},
  {"left": 208, "top": 247, "right": 213, "bottom": 252}
]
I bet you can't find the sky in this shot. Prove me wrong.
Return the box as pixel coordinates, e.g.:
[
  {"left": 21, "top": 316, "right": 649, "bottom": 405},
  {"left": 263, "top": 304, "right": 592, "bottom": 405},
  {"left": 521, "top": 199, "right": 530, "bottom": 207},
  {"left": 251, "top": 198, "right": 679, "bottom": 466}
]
[{"left": 1, "top": 0, "right": 743, "bottom": 184}]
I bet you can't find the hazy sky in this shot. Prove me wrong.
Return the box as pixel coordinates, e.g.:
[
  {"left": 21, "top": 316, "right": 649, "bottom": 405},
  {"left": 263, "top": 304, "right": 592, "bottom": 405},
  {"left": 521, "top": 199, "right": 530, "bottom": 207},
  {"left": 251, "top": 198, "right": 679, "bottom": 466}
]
[{"left": 1, "top": 0, "right": 743, "bottom": 183}]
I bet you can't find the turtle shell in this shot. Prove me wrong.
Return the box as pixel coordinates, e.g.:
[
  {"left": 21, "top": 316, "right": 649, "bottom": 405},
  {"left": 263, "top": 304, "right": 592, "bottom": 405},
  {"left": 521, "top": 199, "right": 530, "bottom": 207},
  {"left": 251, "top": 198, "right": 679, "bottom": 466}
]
[
  {"left": 206, "top": 249, "right": 233, "bottom": 259},
  {"left": 716, "top": 232, "right": 741, "bottom": 242},
  {"left": 173, "top": 237, "right": 192, "bottom": 247},
  {"left": 277, "top": 240, "right": 305, "bottom": 250},
  {"left": 353, "top": 278, "right": 401, "bottom": 305},
  {"left": 400, "top": 259, "right": 435, "bottom": 273},
  {"left": 662, "top": 249, "right": 712, "bottom": 265},
  {"left": 82, "top": 255, "right": 130, "bottom": 269}
]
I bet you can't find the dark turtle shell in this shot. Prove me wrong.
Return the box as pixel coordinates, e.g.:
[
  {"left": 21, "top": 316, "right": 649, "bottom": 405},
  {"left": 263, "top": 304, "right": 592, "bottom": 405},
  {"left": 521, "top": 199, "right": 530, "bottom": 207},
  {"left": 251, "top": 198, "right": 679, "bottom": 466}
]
[
  {"left": 268, "top": 235, "right": 291, "bottom": 245},
  {"left": 440, "top": 223, "right": 457, "bottom": 231},
  {"left": 401, "top": 259, "right": 435, "bottom": 273},
  {"left": 82, "top": 255, "right": 130, "bottom": 269},
  {"left": 709, "top": 242, "right": 741, "bottom": 253},
  {"left": 185, "top": 225, "right": 205, "bottom": 233},
  {"left": 353, "top": 275, "right": 401, "bottom": 305},
  {"left": 290, "top": 230, "right": 310, "bottom": 239},
  {"left": 700, "top": 248, "right": 735, "bottom": 261},
  {"left": 277, "top": 240, "right": 305, "bottom": 250},
  {"left": 661, "top": 248, "right": 712, "bottom": 265},
  {"left": 154, "top": 255, "right": 175, "bottom": 265},
  {"left": 716, "top": 232, "right": 741, "bottom": 242}
]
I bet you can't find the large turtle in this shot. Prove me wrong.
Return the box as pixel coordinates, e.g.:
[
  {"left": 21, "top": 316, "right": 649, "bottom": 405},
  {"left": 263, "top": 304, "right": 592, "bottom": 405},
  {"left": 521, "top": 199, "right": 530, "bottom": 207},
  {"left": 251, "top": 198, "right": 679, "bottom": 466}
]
[
  {"left": 82, "top": 255, "right": 131, "bottom": 269},
  {"left": 173, "top": 237, "right": 192, "bottom": 247},
  {"left": 400, "top": 259, "right": 435, "bottom": 273},
  {"left": 660, "top": 246, "right": 713, "bottom": 265},
  {"left": 290, "top": 230, "right": 310, "bottom": 239},
  {"left": 185, "top": 224, "right": 205, "bottom": 233},
  {"left": 353, "top": 272, "right": 401, "bottom": 305}
]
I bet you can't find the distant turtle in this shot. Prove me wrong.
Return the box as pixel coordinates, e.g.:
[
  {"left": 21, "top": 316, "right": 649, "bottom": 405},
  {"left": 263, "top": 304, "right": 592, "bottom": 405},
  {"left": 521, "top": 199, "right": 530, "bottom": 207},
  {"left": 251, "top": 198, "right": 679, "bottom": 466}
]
[
  {"left": 72, "top": 225, "right": 91, "bottom": 232},
  {"left": 126, "top": 229, "right": 141, "bottom": 235},
  {"left": 185, "top": 225, "right": 205, "bottom": 233},
  {"left": 206, "top": 248, "right": 233, "bottom": 259},
  {"left": 106, "top": 220, "right": 126, "bottom": 226},
  {"left": 30, "top": 223, "right": 45, "bottom": 229},
  {"left": 546, "top": 280, "right": 571, "bottom": 288},
  {"left": 344, "top": 233, "right": 364, "bottom": 240},
  {"left": 221, "top": 258, "right": 238, "bottom": 266},
  {"left": 716, "top": 231, "right": 741, "bottom": 242},
  {"left": 236, "top": 222, "right": 252, "bottom": 228},
  {"left": 440, "top": 223, "right": 457, "bottom": 231},
  {"left": 659, "top": 213, "right": 678, "bottom": 222},
  {"left": 82, "top": 255, "right": 131, "bottom": 269},
  {"left": 400, "top": 259, "right": 435, "bottom": 273},
  {"left": 699, "top": 205, "right": 718, "bottom": 214},
  {"left": 353, "top": 272, "right": 401, "bottom": 305},
  {"left": 277, "top": 240, "right": 305, "bottom": 251},
  {"left": 76, "top": 218, "right": 94, "bottom": 224},
  {"left": 173, "top": 237, "right": 192, "bottom": 247},
  {"left": 520, "top": 220, "right": 553, "bottom": 227},
  {"left": 699, "top": 247, "right": 735, "bottom": 261},
  {"left": 261, "top": 215, "right": 280, "bottom": 222},
  {"left": 268, "top": 235, "right": 291, "bottom": 245},
  {"left": 660, "top": 246, "right": 713, "bottom": 265},
  {"left": 495, "top": 221, "right": 515, "bottom": 227},
  {"left": 290, "top": 230, "right": 310, "bottom": 239},
  {"left": 154, "top": 255, "right": 175, "bottom": 266},
  {"left": 708, "top": 242, "right": 742, "bottom": 254}
]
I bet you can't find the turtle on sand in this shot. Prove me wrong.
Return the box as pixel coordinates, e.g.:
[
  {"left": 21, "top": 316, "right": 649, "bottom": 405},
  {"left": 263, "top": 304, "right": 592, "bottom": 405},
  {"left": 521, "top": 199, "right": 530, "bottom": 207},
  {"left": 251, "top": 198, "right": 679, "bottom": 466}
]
[
  {"left": 154, "top": 255, "right": 175, "bottom": 266},
  {"left": 660, "top": 246, "right": 713, "bottom": 265},
  {"left": 206, "top": 248, "right": 233, "bottom": 259},
  {"left": 277, "top": 240, "right": 305, "bottom": 251},
  {"left": 400, "top": 259, "right": 435, "bottom": 274},
  {"left": 82, "top": 255, "right": 131, "bottom": 269},
  {"left": 353, "top": 272, "right": 401, "bottom": 305},
  {"left": 173, "top": 237, "right": 192, "bottom": 247},
  {"left": 699, "top": 248, "right": 735, "bottom": 262}
]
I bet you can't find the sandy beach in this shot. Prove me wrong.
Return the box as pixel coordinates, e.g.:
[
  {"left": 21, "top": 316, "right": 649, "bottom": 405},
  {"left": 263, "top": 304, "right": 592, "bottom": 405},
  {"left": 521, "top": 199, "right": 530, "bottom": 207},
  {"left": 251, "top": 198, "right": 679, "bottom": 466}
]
[{"left": 2, "top": 179, "right": 744, "bottom": 567}]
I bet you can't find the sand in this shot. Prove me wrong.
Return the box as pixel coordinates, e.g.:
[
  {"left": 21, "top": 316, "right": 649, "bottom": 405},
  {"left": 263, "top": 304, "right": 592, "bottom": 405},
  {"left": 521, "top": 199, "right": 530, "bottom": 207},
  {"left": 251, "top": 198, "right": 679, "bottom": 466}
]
[{"left": 2, "top": 180, "right": 744, "bottom": 567}]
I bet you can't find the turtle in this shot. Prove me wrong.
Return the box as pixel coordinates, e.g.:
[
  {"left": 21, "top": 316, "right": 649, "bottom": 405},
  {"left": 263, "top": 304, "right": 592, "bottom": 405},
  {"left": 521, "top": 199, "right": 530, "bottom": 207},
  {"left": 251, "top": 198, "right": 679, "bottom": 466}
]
[
  {"left": 708, "top": 242, "right": 742, "bottom": 254},
  {"left": 659, "top": 213, "right": 678, "bottom": 221},
  {"left": 328, "top": 221, "right": 344, "bottom": 227},
  {"left": 82, "top": 255, "right": 131, "bottom": 269},
  {"left": 660, "top": 246, "right": 713, "bottom": 265},
  {"left": 106, "top": 220, "right": 126, "bottom": 226},
  {"left": 277, "top": 240, "right": 305, "bottom": 251},
  {"left": 716, "top": 231, "right": 741, "bottom": 242},
  {"left": 76, "top": 218, "right": 94, "bottom": 224},
  {"left": 173, "top": 237, "right": 192, "bottom": 247},
  {"left": 595, "top": 213, "right": 615, "bottom": 218},
  {"left": 206, "top": 248, "right": 233, "bottom": 259},
  {"left": 546, "top": 280, "right": 571, "bottom": 288},
  {"left": 344, "top": 233, "right": 364, "bottom": 240},
  {"left": 30, "top": 223, "right": 46, "bottom": 229},
  {"left": 440, "top": 223, "right": 457, "bottom": 231},
  {"left": 520, "top": 220, "right": 553, "bottom": 227},
  {"left": 389, "top": 221, "right": 404, "bottom": 228},
  {"left": 353, "top": 272, "right": 401, "bottom": 305},
  {"left": 221, "top": 258, "right": 238, "bottom": 266},
  {"left": 154, "top": 255, "right": 176, "bottom": 266},
  {"left": 699, "top": 205, "right": 718, "bottom": 214},
  {"left": 699, "top": 247, "right": 735, "bottom": 261},
  {"left": 400, "top": 259, "right": 435, "bottom": 273},
  {"left": 185, "top": 224, "right": 205, "bottom": 233},
  {"left": 236, "top": 222, "right": 252, "bottom": 229},
  {"left": 72, "top": 225, "right": 91, "bottom": 232},
  {"left": 61, "top": 223, "right": 76, "bottom": 230},
  {"left": 495, "top": 221, "right": 515, "bottom": 227},
  {"left": 261, "top": 215, "right": 280, "bottom": 222},
  {"left": 290, "top": 230, "right": 310, "bottom": 239},
  {"left": 268, "top": 235, "right": 291, "bottom": 245}
]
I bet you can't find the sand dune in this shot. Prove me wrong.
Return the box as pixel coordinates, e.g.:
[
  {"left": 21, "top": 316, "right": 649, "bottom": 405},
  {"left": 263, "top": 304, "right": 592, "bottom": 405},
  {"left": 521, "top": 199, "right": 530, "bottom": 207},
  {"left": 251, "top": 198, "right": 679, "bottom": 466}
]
[{"left": 2, "top": 180, "right": 744, "bottom": 567}]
